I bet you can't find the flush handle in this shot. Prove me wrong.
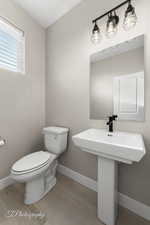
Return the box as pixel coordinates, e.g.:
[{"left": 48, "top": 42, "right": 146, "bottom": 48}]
[{"left": 0, "top": 137, "right": 6, "bottom": 147}]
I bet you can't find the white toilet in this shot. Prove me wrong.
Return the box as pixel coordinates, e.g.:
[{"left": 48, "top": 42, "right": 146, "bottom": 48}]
[{"left": 11, "top": 126, "right": 69, "bottom": 205}]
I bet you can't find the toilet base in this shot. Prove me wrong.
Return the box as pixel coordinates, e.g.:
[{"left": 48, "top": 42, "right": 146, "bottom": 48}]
[{"left": 25, "top": 176, "right": 56, "bottom": 205}]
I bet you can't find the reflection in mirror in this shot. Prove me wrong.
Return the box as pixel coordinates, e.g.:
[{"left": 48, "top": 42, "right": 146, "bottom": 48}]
[{"left": 90, "top": 35, "right": 144, "bottom": 121}]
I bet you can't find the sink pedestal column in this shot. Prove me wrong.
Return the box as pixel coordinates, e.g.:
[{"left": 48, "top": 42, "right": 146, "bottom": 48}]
[{"left": 98, "top": 157, "right": 118, "bottom": 225}]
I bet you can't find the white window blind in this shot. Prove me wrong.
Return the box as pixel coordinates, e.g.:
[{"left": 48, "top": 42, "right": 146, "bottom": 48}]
[{"left": 0, "top": 17, "right": 25, "bottom": 73}]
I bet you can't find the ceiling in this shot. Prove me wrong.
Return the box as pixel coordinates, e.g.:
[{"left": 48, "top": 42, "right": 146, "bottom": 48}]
[{"left": 13, "top": 0, "right": 83, "bottom": 28}]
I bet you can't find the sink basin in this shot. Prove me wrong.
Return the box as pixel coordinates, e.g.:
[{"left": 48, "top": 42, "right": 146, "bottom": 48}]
[
  {"left": 72, "top": 129, "right": 145, "bottom": 164},
  {"left": 72, "top": 129, "right": 146, "bottom": 225}
]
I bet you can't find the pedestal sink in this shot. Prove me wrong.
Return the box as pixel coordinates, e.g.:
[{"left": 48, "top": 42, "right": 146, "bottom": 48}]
[{"left": 72, "top": 129, "right": 146, "bottom": 225}]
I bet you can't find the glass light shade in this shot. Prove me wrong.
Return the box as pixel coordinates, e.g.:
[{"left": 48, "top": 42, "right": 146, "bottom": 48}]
[
  {"left": 123, "top": 11, "right": 137, "bottom": 30},
  {"left": 106, "top": 13, "right": 118, "bottom": 38},
  {"left": 91, "top": 23, "right": 102, "bottom": 44},
  {"left": 91, "top": 30, "right": 102, "bottom": 44},
  {"left": 106, "top": 21, "right": 118, "bottom": 38},
  {"left": 123, "top": 2, "right": 137, "bottom": 31}
]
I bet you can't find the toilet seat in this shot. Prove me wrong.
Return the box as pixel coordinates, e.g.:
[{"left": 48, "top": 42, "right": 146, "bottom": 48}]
[{"left": 11, "top": 151, "right": 56, "bottom": 175}]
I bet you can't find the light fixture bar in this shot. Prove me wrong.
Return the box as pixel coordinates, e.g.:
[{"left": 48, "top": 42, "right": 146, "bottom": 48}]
[{"left": 92, "top": 0, "right": 130, "bottom": 23}]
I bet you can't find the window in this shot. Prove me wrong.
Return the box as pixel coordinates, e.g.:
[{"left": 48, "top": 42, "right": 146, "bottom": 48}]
[{"left": 0, "top": 17, "right": 25, "bottom": 73}]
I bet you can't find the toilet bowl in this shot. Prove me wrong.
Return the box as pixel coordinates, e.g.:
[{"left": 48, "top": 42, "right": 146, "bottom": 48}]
[
  {"left": 11, "top": 151, "right": 57, "bottom": 204},
  {"left": 10, "top": 127, "right": 69, "bottom": 204}
]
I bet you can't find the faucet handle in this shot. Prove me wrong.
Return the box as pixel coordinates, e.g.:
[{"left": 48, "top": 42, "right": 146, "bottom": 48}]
[{"left": 112, "top": 115, "right": 118, "bottom": 120}]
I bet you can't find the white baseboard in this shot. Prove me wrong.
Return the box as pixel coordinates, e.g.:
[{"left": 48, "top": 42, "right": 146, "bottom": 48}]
[
  {"left": 58, "top": 164, "right": 150, "bottom": 221},
  {"left": 119, "top": 193, "right": 150, "bottom": 221},
  {"left": 0, "top": 176, "right": 15, "bottom": 190},
  {"left": 58, "top": 164, "right": 97, "bottom": 192}
]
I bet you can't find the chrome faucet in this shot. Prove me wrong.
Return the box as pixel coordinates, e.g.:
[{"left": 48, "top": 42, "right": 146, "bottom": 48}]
[{"left": 106, "top": 115, "right": 118, "bottom": 132}]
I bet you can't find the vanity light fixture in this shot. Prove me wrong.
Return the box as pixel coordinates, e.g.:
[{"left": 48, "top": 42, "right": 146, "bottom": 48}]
[{"left": 91, "top": 0, "right": 137, "bottom": 44}]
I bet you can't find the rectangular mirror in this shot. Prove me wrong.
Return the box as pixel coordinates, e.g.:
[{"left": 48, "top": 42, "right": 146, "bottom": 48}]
[{"left": 90, "top": 35, "right": 144, "bottom": 121}]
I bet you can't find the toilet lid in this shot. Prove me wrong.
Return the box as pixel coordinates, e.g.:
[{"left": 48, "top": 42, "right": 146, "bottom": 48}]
[{"left": 12, "top": 151, "right": 56, "bottom": 173}]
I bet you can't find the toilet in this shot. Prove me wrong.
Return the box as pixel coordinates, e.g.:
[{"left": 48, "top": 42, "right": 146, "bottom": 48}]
[{"left": 11, "top": 126, "right": 69, "bottom": 205}]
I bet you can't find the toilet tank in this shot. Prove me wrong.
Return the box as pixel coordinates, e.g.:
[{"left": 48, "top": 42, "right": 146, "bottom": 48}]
[{"left": 43, "top": 127, "right": 69, "bottom": 155}]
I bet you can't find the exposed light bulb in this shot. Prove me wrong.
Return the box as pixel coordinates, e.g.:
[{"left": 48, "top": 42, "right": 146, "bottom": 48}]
[
  {"left": 91, "top": 22, "right": 102, "bottom": 44},
  {"left": 106, "top": 12, "right": 119, "bottom": 38},
  {"left": 123, "top": 1, "right": 137, "bottom": 30}
]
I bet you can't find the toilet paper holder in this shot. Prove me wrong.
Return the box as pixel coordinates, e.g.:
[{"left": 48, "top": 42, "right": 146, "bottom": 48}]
[{"left": 0, "top": 137, "right": 6, "bottom": 147}]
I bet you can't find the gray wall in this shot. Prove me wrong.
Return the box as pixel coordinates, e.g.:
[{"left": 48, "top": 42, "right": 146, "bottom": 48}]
[
  {"left": 46, "top": 0, "right": 150, "bottom": 206},
  {"left": 90, "top": 47, "right": 144, "bottom": 119},
  {"left": 0, "top": 0, "right": 45, "bottom": 178}
]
